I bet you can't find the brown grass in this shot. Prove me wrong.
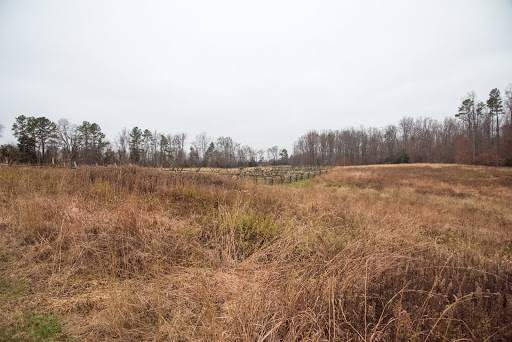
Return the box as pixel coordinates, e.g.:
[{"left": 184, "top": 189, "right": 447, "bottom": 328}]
[{"left": 1, "top": 164, "right": 511, "bottom": 341}]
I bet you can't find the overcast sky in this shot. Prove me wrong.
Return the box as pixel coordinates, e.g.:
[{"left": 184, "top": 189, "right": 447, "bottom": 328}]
[{"left": 1, "top": 0, "right": 511, "bottom": 152}]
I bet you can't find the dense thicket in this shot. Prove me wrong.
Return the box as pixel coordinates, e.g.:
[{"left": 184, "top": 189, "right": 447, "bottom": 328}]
[
  {"left": 1, "top": 85, "right": 511, "bottom": 167},
  {"left": 293, "top": 87, "right": 512, "bottom": 166}
]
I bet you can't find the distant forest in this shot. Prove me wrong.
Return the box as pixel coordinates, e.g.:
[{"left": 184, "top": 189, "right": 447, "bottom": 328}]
[{"left": 1, "top": 85, "right": 511, "bottom": 167}]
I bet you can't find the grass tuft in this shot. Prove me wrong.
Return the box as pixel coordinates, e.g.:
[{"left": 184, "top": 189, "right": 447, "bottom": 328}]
[{"left": 0, "top": 314, "right": 63, "bottom": 341}]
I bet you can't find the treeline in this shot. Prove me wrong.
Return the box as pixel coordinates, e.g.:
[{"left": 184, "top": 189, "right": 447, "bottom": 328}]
[
  {"left": 1, "top": 85, "right": 511, "bottom": 167},
  {"left": 292, "top": 86, "right": 512, "bottom": 166},
  {"left": 0, "top": 117, "right": 289, "bottom": 168}
]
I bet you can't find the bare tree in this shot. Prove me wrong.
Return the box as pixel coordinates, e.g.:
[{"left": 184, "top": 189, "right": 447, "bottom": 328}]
[
  {"left": 57, "top": 119, "right": 78, "bottom": 166},
  {"left": 152, "top": 130, "right": 159, "bottom": 166},
  {"left": 215, "top": 136, "right": 236, "bottom": 167},
  {"left": 505, "top": 84, "right": 512, "bottom": 125},
  {"left": 235, "top": 144, "right": 246, "bottom": 166},
  {"left": 171, "top": 133, "right": 187, "bottom": 167},
  {"left": 455, "top": 91, "right": 478, "bottom": 162},
  {"left": 384, "top": 125, "right": 398, "bottom": 158},
  {"left": 398, "top": 117, "right": 414, "bottom": 156},
  {"left": 503, "top": 84, "right": 512, "bottom": 161},
  {"left": 115, "top": 128, "right": 130, "bottom": 164},
  {"left": 257, "top": 149, "right": 265, "bottom": 164},
  {"left": 192, "top": 132, "right": 212, "bottom": 166}
]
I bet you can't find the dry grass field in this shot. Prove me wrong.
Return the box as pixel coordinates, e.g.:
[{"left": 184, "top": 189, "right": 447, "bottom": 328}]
[{"left": 1, "top": 164, "right": 512, "bottom": 341}]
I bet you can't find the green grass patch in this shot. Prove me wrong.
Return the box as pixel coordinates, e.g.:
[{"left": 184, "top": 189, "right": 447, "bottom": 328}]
[
  {"left": 283, "top": 178, "right": 314, "bottom": 188},
  {"left": 235, "top": 212, "right": 279, "bottom": 257},
  {"left": 0, "top": 277, "right": 28, "bottom": 297},
  {"left": 0, "top": 314, "right": 64, "bottom": 341}
]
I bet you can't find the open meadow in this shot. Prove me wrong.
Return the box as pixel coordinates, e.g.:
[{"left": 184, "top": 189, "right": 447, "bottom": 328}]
[{"left": 1, "top": 164, "right": 512, "bottom": 341}]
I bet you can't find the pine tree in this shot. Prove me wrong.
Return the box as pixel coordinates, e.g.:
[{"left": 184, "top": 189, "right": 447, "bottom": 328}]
[
  {"left": 12, "top": 115, "right": 37, "bottom": 163},
  {"left": 487, "top": 88, "right": 504, "bottom": 163},
  {"left": 142, "top": 129, "right": 154, "bottom": 166},
  {"left": 34, "top": 117, "right": 57, "bottom": 163},
  {"left": 129, "top": 127, "right": 142, "bottom": 164},
  {"left": 159, "top": 135, "right": 171, "bottom": 167},
  {"left": 455, "top": 92, "right": 477, "bottom": 162},
  {"left": 487, "top": 88, "right": 504, "bottom": 138}
]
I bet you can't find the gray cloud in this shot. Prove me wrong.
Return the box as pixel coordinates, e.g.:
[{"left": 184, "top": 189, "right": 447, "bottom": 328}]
[{"left": 1, "top": 0, "right": 511, "bottom": 151}]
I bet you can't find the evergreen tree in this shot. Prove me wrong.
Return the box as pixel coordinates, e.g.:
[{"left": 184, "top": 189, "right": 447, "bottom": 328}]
[
  {"left": 204, "top": 142, "right": 215, "bottom": 167},
  {"left": 142, "top": 129, "right": 154, "bottom": 166},
  {"left": 159, "top": 134, "right": 171, "bottom": 167},
  {"left": 279, "top": 148, "right": 289, "bottom": 164},
  {"left": 34, "top": 117, "right": 57, "bottom": 163},
  {"left": 487, "top": 88, "right": 504, "bottom": 163},
  {"left": 77, "top": 121, "right": 92, "bottom": 163},
  {"left": 455, "top": 93, "right": 477, "bottom": 162},
  {"left": 90, "top": 123, "right": 107, "bottom": 164},
  {"left": 129, "top": 127, "right": 142, "bottom": 164},
  {"left": 77, "top": 121, "right": 106, "bottom": 164},
  {"left": 487, "top": 88, "right": 504, "bottom": 139},
  {"left": 189, "top": 147, "right": 199, "bottom": 167},
  {"left": 12, "top": 115, "right": 37, "bottom": 163}
]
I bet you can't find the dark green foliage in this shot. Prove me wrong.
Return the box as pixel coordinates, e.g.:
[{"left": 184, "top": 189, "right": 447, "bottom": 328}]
[
  {"left": 129, "top": 127, "right": 142, "bottom": 164},
  {"left": 456, "top": 98, "right": 474, "bottom": 120},
  {"left": 142, "top": 129, "right": 154, "bottom": 166},
  {"left": 11, "top": 116, "right": 58, "bottom": 164},
  {"left": 33, "top": 117, "right": 57, "bottom": 163},
  {"left": 12, "top": 115, "right": 37, "bottom": 163},
  {"left": 159, "top": 134, "right": 172, "bottom": 167},
  {"left": 203, "top": 142, "right": 215, "bottom": 167},
  {"left": 380, "top": 152, "right": 410, "bottom": 164},
  {"left": 103, "top": 146, "right": 117, "bottom": 165},
  {"left": 279, "top": 148, "right": 289, "bottom": 164},
  {"left": 77, "top": 121, "right": 107, "bottom": 164},
  {"left": 0, "top": 144, "right": 21, "bottom": 164},
  {"left": 392, "top": 152, "right": 410, "bottom": 164},
  {"left": 487, "top": 88, "right": 504, "bottom": 118}
]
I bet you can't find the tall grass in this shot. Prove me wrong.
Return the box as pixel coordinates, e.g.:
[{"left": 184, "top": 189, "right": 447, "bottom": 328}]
[{"left": 0, "top": 164, "right": 511, "bottom": 341}]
